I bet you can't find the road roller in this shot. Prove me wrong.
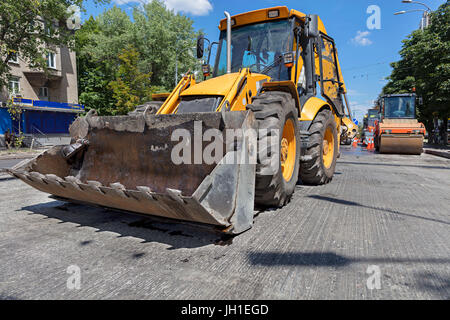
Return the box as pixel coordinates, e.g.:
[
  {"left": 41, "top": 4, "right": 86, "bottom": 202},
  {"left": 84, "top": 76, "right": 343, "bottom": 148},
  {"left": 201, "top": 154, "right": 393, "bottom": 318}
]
[{"left": 374, "top": 93, "right": 426, "bottom": 155}]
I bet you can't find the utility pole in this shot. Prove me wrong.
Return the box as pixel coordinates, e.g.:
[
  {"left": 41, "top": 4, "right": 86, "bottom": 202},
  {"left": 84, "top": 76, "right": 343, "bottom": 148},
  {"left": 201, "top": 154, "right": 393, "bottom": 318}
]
[{"left": 175, "top": 50, "right": 178, "bottom": 87}]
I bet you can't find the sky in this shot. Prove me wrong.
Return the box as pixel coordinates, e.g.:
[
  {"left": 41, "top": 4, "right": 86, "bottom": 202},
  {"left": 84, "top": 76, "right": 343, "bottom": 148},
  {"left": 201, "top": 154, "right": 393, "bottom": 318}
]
[{"left": 82, "top": 0, "right": 446, "bottom": 122}]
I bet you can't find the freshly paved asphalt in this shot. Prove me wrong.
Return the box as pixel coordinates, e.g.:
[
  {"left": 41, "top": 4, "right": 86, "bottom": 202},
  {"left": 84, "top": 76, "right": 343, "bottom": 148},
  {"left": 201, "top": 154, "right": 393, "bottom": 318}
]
[
  {"left": 0, "top": 146, "right": 449, "bottom": 299},
  {"left": 0, "top": 158, "right": 25, "bottom": 170}
]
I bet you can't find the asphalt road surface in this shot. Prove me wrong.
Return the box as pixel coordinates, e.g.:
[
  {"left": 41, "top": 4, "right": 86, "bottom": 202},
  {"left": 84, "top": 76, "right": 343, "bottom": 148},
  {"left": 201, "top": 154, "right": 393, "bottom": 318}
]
[
  {"left": 0, "top": 158, "right": 25, "bottom": 170},
  {"left": 0, "top": 146, "right": 449, "bottom": 300}
]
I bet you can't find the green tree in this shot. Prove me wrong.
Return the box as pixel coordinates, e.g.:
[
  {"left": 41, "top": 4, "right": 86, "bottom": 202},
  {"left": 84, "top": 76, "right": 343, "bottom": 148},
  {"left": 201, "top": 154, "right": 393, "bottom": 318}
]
[
  {"left": 109, "top": 46, "right": 155, "bottom": 115},
  {"left": 132, "top": 0, "right": 199, "bottom": 89},
  {"left": 0, "top": 0, "right": 108, "bottom": 89},
  {"left": 76, "top": 8, "right": 132, "bottom": 115},
  {"left": 383, "top": 2, "right": 450, "bottom": 133},
  {"left": 76, "top": 1, "right": 200, "bottom": 115}
]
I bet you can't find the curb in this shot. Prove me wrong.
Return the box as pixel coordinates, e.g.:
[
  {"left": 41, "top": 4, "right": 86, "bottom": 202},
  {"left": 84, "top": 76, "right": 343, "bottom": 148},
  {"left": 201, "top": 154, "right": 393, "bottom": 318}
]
[{"left": 424, "top": 149, "right": 450, "bottom": 159}]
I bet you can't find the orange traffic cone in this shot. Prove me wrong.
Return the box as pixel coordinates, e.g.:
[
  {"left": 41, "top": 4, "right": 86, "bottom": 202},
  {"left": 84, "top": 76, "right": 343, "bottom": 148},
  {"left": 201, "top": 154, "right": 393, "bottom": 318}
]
[
  {"left": 367, "top": 137, "right": 375, "bottom": 151},
  {"left": 352, "top": 138, "right": 358, "bottom": 147}
]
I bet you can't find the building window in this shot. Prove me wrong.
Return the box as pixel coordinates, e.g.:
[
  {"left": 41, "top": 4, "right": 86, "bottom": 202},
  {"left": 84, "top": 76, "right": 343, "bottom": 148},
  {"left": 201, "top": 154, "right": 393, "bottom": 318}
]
[
  {"left": 9, "top": 51, "right": 19, "bottom": 64},
  {"left": 39, "top": 87, "right": 48, "bottom": 98},
  {"left": 46, "top": 52, "right": 56, "bottom": 69},
  {"left": 44, "top": 21, "right": 52, "bottom": 36},
  {"left": 8, "top": 78, "right": 20, "bottom": 96}
]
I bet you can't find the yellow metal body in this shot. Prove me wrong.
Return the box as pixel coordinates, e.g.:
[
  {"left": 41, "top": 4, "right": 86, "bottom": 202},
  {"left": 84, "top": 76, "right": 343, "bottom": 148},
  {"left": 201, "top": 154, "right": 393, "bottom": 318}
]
[
  {"left": 341, "top": 116, "right": 358, "bottom": 141},
  {"left": 156, "top": 6, "right": 347, "bottom": 146}
]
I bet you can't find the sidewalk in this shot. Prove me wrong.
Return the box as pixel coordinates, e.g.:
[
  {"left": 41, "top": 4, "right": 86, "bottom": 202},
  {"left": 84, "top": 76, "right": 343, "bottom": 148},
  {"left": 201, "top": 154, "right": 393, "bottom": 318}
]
[
  {"left": 423, "top": 144, "right": 450, "bottom": 159},
  {"left": 0, "top": 148, "right": 47, "bottom": 160}
]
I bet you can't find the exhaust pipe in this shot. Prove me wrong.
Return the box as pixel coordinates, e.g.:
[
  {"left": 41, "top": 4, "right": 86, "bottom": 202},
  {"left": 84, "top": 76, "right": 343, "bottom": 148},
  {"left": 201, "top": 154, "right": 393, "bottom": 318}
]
[{"left": 224, "top": 11, "right": 231, "bottom": 74}]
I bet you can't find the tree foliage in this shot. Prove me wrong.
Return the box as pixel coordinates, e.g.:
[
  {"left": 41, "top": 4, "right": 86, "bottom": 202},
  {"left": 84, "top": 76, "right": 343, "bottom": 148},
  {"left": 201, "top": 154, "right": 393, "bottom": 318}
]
[
  {"left": 77, "top": 0, "right": 199, "bottom": 115},
  {"left": 0, "top": 0, "right": 108, "bottom": 89},
  {"left": 383, "top": 2, "right": 450, "bottom": 130},
  {"left": 109, "top": 46, "right": 155, "bottom": 115}
]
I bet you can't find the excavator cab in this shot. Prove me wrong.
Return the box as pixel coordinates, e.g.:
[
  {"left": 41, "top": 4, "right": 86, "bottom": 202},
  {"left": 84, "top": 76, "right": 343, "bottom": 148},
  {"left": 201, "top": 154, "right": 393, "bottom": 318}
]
[{"left": 213, "top": 19, "right": 292, "bottom": 80}]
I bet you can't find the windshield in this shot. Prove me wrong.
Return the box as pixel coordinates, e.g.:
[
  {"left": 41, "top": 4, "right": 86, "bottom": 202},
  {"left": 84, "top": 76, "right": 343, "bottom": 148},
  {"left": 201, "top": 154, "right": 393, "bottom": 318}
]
[
  {"left": 368, "top": 109, "right": 379, "bottom": 118},
  {"left": 385, "top": 96, "right": 415, "bottom": 118},
  {"left": 213, "top": 19, "right": 292, "bottom": 80}
]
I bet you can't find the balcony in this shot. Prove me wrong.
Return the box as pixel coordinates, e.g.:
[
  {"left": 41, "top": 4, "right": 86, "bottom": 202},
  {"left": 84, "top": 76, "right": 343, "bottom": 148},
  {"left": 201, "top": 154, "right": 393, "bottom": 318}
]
[{"left": 23, "top": 69, "right": 62, "bottom": 87}]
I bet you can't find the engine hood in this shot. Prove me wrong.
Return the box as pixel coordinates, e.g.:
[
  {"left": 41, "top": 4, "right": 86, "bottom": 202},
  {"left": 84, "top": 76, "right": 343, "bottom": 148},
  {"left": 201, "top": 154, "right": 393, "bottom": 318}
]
[{"left": 180, "top": 73, "right": 242, "bottom": 97}]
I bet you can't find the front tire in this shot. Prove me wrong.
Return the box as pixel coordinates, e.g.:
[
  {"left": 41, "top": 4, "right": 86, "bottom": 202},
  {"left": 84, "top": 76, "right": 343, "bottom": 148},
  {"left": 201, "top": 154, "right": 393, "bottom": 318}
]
[
  {"left": 247, "top": 91, "right": 301, "bottom": 207},
  {"left": 300, "top": 108, "right": 338, "bottom": 185}
]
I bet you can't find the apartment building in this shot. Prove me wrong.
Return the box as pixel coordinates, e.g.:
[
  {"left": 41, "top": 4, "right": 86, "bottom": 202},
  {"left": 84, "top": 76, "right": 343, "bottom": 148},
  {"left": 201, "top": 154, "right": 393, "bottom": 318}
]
[{"left": 0, "top": 23, "right": 84, "bottom": 148}]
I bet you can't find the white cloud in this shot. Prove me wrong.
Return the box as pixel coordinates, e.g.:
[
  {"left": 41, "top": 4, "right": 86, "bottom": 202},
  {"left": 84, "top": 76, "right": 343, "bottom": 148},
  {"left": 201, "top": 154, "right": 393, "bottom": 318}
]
[
  {"left": 349, "top": 100, "right": 377, "bottom": 118},
  {"left": 113, "top": 0, "right": 213, "bottom": 16},
  {"left": 164, "top": 0, "right": 212, "bottom": 16},
  {"left": 351, "top": 31, "right": 373, "bottom": 46},
  {"left": 347, "top": 89, "right": 364, "bottom": 97},
  {"left": 113, "top": 0, "right": 133, "bottom": 4}
]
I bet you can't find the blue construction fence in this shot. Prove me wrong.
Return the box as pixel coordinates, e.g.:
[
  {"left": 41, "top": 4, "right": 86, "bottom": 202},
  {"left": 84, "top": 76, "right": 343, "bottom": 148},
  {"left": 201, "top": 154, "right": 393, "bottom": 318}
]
[{"left": 0, "top": 99, "right": 84, "bottom": 135}]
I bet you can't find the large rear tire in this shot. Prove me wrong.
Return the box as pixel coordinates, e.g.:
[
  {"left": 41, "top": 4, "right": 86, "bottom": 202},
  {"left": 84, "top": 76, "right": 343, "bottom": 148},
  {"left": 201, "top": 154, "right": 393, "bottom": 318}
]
[
  {"left": 300, "top": 108, "right": 338, "bottom": 185},
  {"left": 247, "top": 91, "right": 301, "bottom": 208}
]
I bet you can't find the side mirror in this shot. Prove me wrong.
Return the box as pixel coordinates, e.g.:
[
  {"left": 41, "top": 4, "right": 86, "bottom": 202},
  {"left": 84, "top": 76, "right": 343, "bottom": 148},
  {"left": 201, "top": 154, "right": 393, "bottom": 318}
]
[
  {"left": 197, "top": 35, "right": 205, "bottom": 59},
  {"left": 247, "top": 36, "right": 252, "bottom": 52},
  {"left": 306, "top": 15, "right": 319, "bottom": 38}
]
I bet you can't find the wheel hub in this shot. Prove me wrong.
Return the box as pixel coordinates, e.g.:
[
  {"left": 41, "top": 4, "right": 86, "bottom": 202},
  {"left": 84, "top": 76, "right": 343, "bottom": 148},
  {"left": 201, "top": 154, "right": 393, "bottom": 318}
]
[
  {"left": 322, "top": 126, "right": 334, "bottom": 169},
  {"left": 323, "top": 140, "right": 329, "bottom": 155},
  {"left": 281, "top": 138, "right": 289, "bottom": 163},
  {"left": 280, "top": 119, "right": 296, "bottom": 181}
]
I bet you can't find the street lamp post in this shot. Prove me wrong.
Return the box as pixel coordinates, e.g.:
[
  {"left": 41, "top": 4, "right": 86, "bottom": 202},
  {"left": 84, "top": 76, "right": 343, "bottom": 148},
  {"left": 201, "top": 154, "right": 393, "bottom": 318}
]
[
  {"left": 175, "top": 46, "right": 195, "bottom": 86},
  {"left": 394, "top": 9, "right": 430, "bottom": 30},
  {"left": 401, "top": 0, "right": 432, "bottom": 12},
  {"left": 397, "top": 0, "right": 432, "bottom": 30}
]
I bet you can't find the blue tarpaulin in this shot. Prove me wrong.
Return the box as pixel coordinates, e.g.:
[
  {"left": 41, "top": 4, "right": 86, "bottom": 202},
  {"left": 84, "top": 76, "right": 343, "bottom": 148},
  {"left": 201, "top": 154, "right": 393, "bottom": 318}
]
[
  {"left": 24, "top": 110, "right": 76, "bottom": 134},
  {"left": 1, "top": 99, "right": 83, "bottom": 136},
  {"left": 0, "top": 108, "right": 12, "bottom": 134}
]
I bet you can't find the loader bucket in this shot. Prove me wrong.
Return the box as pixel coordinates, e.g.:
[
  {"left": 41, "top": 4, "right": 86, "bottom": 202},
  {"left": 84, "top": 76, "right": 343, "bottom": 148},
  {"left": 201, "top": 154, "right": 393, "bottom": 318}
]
[{"left": 9, "top": 111, "right": 257, "bottom": 234}]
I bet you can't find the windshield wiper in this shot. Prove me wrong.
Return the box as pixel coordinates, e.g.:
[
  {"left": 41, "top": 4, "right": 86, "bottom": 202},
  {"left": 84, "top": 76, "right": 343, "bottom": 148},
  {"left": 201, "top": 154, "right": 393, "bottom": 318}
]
[{"left": 260, "top": 54, "right": 283, "bottom": 75}]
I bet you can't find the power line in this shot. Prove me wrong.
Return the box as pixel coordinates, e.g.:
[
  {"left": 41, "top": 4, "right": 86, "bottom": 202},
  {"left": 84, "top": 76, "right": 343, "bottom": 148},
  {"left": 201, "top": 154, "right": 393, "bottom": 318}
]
[
  {"left": 343, "top": 60, "right": 391, "bottom": 71},
  {"left": 342, "top": 55, "right": 399, "bottom": 71}
]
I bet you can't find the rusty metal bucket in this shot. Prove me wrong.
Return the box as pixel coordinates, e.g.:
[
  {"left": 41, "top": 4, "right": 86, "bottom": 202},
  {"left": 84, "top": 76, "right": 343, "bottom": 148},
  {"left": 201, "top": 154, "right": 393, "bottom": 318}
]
[{"left": 9, "top": 110, "right": 257, "bottom": 234}]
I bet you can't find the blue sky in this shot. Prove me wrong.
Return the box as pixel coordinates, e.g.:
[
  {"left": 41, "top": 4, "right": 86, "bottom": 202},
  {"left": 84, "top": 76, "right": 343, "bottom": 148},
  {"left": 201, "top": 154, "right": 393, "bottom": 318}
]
[{"left": 82, "top": 0, "right": 445, "bottom": 122}]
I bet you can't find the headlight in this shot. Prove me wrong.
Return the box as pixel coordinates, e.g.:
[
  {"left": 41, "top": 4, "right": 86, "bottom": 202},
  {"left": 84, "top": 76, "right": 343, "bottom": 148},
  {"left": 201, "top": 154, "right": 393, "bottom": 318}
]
[
  {"left": 202, "top": 64, "right": 211, "bottom": 77},
  {"left": 283, "top": 52, "right": 294, "bottom": 68},
  {"left": 268, "top": 9, "right": 280, "bottom": 18}
]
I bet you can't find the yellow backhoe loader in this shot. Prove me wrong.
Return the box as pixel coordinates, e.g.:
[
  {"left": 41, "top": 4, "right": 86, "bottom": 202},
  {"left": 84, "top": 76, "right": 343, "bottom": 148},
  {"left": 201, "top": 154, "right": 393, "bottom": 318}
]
[
  {"left": 10, "top": 6, "right": 351, "bottom": 234},
  {"left": 340, "top": 103, "right": 357, "bottom": 145}
]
